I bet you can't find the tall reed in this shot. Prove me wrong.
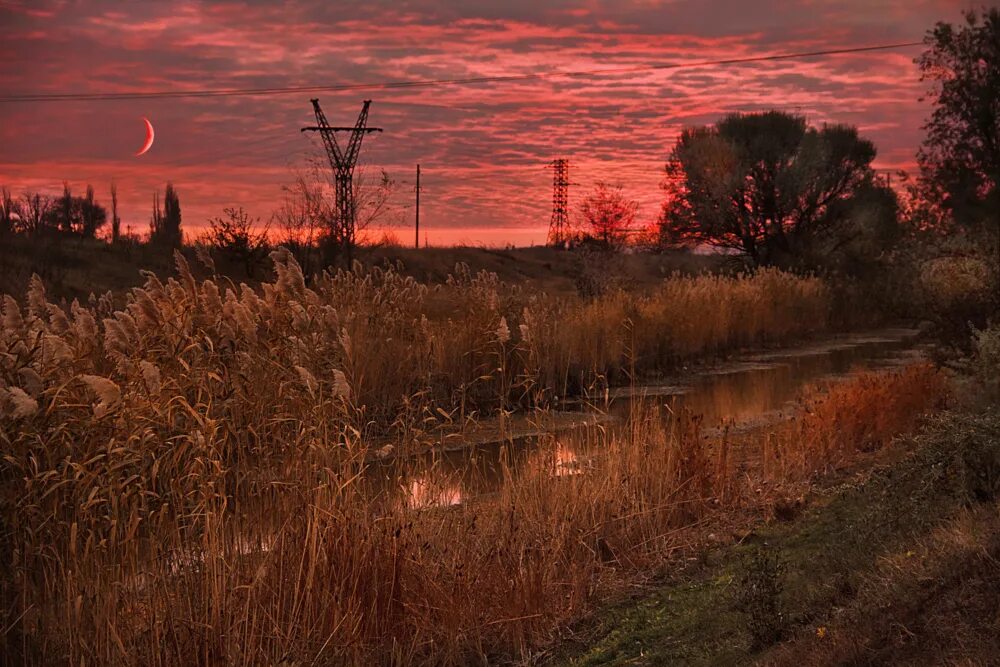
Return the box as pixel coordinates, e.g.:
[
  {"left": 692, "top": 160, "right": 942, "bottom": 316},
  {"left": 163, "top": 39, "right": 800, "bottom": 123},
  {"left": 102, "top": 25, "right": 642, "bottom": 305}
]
[{"left": 0, "top": 251, "right": 862, "bottom": 664}]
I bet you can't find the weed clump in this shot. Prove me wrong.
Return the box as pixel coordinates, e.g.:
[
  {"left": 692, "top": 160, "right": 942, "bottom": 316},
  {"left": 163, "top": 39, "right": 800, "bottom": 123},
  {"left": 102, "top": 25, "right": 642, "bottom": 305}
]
[{"left": 733, "top": 547, "right": 787, "bottom": 649}]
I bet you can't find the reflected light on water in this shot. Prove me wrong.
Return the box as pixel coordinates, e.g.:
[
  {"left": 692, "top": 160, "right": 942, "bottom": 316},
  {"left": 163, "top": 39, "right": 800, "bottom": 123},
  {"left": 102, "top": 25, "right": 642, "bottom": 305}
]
[
  {"left": 407, "top": 476, "right": 463, "bottom": 509},
  {"left": 552, "top": 442, "right": 582, "bottom": 477}
]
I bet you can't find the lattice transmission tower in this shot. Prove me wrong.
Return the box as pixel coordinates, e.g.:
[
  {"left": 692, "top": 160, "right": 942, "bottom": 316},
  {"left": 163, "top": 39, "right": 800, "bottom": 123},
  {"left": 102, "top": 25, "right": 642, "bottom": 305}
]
[
  {"left": 301, "top": 99, "right": 382, "bottom": 247},
  {"left": 547, "top": 158, "right": 570, "bottom": 246}
]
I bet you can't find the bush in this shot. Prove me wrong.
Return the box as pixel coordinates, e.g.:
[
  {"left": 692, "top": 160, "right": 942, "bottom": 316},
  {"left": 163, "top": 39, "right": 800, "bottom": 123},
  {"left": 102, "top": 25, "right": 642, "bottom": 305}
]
[
  {"left": 733, "top": 548, "right": 786, "bottom": 649},
  {"left": 918, "top": 255, "right": 995, "bottom": 346},
  {"left": 972, "top": 322, "right": 1000, "bottom": 398}
]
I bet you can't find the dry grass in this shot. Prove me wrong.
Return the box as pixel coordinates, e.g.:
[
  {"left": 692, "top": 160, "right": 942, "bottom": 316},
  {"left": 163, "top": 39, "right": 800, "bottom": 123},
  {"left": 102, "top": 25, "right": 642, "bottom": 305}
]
[
  {"left": 757, "top": 363, "right": 951, "bottom": 484},
  {"left": 0, "top": 251, "right": 933, "bottom": 665}
]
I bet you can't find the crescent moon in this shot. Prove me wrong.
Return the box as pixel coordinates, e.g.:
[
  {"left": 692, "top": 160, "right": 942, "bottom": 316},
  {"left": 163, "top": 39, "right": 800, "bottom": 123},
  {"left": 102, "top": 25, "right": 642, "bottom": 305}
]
[{"left": 135, "top": 117, "right": 155, "bottom": 156}]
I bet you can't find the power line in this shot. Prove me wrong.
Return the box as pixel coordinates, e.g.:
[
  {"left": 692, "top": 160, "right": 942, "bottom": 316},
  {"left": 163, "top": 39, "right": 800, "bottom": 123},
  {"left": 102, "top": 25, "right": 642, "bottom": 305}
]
[{"left": 0, "top": 41, "right": 923, "bottom": 103}]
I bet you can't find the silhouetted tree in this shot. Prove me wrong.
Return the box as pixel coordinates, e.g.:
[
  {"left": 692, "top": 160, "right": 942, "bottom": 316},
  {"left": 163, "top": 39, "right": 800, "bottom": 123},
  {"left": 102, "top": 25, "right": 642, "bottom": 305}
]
[
  {"left": 916, "top": 8, "right": 1000, "bottom": 298},
  {"left": 659, "top": 111, "right": 880, "bottom": 267},
  {"left": 19, "top": 192, "right": 50, "bottom": 236},
  {"left": 204, "top": 207, "right": 270, "bottom": 277},
  {"left": 296, "top": 150, "right": 397, "bottom": 267},
  {"left": 580, "top": 182, "right": 638, "bottom": 249},
  {"left": 80, "top": 185, "right": 107, "bottom": 238},
  {"left": 58, "top": 182, "right": 73, "bottom": 233},
  {"left": 163, "top": 183, "right": 182, "bottom": 245},
  {"left": 110, "top": 181, "right": 120, "bottom": 243},
  {"left": 0, "top": 188, "right": 12, "bottom": 237},
  {"left": 274, "top": 174, "right": 329, "bottom": 279},
  {"left": 41, "top": 184, "right": 106, "bottom": 237},
  {"left": 150, "top": 183, "right": 182, "bottom": 247}
]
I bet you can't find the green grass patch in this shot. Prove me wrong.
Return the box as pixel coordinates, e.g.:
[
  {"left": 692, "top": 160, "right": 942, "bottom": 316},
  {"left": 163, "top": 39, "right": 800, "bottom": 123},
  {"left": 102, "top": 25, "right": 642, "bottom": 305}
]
[{"left": 557, "top": 410, "right": 1000, "bottom": 666}]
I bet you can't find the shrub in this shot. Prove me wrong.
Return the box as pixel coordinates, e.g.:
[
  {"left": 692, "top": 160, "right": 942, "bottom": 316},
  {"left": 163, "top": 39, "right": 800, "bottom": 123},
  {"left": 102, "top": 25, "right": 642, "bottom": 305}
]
[
  {"left": 918, "top": 255, "right": 994, "bottom": 345},
  {"left": 972, "top": 322, "right": 1000, "bottom": 398}
]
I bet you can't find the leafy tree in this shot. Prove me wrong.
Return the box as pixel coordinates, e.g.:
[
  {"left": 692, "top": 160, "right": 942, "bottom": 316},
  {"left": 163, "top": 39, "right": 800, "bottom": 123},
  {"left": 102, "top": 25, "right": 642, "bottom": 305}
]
[
  {"left": 579, "top": 182, "right": 638, "bottom": 248},
  {"left": 659, "top": 111, "right": 883, "bottom": 267},
  {"left": 204, "top": 207, "right": 270, "bottom": 277},
  {"left": 916, "top": 8, "right": 1000, "bottom": 299}
]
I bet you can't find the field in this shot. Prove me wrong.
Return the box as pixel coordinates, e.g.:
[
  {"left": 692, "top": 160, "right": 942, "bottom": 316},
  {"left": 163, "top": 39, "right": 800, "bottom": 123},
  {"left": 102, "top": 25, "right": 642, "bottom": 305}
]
[
  {"left": 1, "top": 246, "right": 974, "bottom": 665},
  {"left": 0, "top": 234, "right": 724, "bottom": 303},
  {"left": 5, "top": 5, "right": 999, "bottom": 665}
]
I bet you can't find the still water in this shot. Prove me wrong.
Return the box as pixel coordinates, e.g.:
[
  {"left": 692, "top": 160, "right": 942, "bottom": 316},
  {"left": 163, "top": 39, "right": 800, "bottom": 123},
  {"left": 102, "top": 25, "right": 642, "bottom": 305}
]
[{"left": 373, "top": 329, "right": 924, "bottom": 509}]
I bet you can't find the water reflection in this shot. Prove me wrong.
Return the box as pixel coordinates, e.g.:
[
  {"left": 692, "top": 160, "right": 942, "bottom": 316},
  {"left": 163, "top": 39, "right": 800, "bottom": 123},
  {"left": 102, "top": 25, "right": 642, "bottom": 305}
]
[
  {"left": 552, "top": 443, "right": 583, "bottom": 477},
  {"left": 614, "top": 335, "right": 920, "bottom": 425},
  {"left": 406, "top": 474, "right": 464, "bottom": 509},
  {"left": 369, "top": 331, "right": 922, "bottom": 510}
]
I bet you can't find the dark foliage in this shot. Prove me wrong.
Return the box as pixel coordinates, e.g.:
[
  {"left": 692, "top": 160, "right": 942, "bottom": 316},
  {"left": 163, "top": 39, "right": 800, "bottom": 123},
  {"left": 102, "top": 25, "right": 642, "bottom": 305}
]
[{"left": 659, "top": 111, "right": 895, "bottom": 270}]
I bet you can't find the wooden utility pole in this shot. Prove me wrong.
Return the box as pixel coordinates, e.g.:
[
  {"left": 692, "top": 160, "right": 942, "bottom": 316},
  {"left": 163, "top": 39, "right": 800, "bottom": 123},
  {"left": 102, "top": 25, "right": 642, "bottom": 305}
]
[{"left": 415, "top": 164, "right": 421, "bottom": 249}]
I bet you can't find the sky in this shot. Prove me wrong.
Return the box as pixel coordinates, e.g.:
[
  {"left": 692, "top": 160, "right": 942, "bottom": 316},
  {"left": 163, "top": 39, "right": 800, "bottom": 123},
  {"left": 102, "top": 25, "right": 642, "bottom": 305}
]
[{"left": 0, "top": 0, "right": 975, "bottom": 246}]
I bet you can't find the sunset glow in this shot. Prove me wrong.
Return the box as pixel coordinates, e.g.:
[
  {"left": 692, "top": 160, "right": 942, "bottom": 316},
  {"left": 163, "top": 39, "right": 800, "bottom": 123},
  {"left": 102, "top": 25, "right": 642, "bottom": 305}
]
[{"left": 0, "top": 0, "right": 965, "bottom": 245}]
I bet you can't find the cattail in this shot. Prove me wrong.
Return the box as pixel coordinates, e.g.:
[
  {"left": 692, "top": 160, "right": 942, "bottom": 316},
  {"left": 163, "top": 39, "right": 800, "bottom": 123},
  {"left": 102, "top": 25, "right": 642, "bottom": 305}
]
[
  {"left": 103, "top": 318, "right": 131, "bottom": 356},
  {"left": 270, "top": 247, "right": 306, "bottom": 298},
  {"left": 71, "top": 301, "right": 97, "bottom": 341},
  {"left": 41, "top": 334, "right": 74, "bottom": 365},
  {"left": 46, "top": 304, "right": 70, "bottom": 334},
  {"left": 79, "top": 374, "right": 121, "bottom": 418},
  {"left": 201, "top": 280, "right": 224, "bottom": 321},
  {"left": 519, "top": 323, "right": 530, "bottom": 343},
  {"left": 139, "top": 361, "right": 161, "bottom": 396},
  {"left": 232, "top": 302, "right": 257, "bottom": 343},
  {"left": 240, "top": 284, "right": 262, "bottom": 313},
  {"left": 295, "top": 365, "right": 318, "bottom": 396},
  {"left": 2, "top": 295, "right": 23, "bottom": 331},
  {"left": 131, "top": 289, "right": 162, "bottom": 329},
  {"left": 194, "top": 244, "right": 216, "bottom": 273},
  {"left": 17, "top": 367, "right": 44, "bottom": 396},
  {"left": 332, "top": 369, "right": 351, "bottom": 399},
  {"left": 174, "top": 250, "right": 198, "bottom": 299},
  {"left": 289, "top": 301, "right": 310, "bottom": 333},
  {"left": 340, "top": 329, "right": 352, "bottom": 357},
  {"left": 2, "top": 387, "right": 38, "bottom": 419},
  {"left": 496, "top": 317, "right": 510, "bottom": 344},
  {"left": 26, "top": 274, "right": 47, "bottom": 320}
]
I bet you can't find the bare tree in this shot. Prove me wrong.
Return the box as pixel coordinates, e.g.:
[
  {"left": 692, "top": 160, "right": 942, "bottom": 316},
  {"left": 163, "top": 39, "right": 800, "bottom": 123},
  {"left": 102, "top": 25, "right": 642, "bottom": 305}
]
[
  {"left": 352, "top": 167, "right": 395, "bottom": 247},
  {"left": 580, "top": 182, "right": 638, "bottom": 249},
  {"left": 20, "top": 191, "right": 51, "bottom": 236},
  {"left": 274, "top": 172, "right": 332, "bottom": 279},
  {"left": 279, "top": 159, "right": 396, "bottom": 270}
]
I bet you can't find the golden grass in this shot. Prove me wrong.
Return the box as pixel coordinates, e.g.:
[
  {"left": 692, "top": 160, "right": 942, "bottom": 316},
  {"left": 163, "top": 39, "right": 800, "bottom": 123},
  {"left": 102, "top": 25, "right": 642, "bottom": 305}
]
[{"left": 1, "top": 251, "right": 929, "bottom": 665}]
